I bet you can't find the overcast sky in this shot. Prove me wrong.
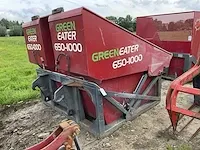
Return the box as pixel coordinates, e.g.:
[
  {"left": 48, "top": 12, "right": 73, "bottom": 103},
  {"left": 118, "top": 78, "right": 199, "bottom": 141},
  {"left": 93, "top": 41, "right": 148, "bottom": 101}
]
[{"left": 0, "top": 0, "right": 199, "bottom": 22}]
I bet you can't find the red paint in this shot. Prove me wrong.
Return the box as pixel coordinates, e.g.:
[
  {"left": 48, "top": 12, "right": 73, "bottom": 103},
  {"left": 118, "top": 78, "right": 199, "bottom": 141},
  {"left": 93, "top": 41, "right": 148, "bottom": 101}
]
[
  {"left": 137, "top": 11, "right": 200, "bottom": 76},
  {"left": 23, "top": 7, "right": 172, "bottom": 125},
  {"left": 47, "top": 7, "right": 172, "bottom": 124},
  {"left": 22, "top": 16, "right": 55, "bottom": 71},
  {"left": 191, "top": 12, "right": 200, "bottom": 58},
  {"left": 48, "top": 7, "right": 172, "bottom": 80},
  {"left": 166, "top": 61, "right": 200, "bottom": 130},
  {"left": 26, "top": 121, "right": 79, "bottom": 150}
]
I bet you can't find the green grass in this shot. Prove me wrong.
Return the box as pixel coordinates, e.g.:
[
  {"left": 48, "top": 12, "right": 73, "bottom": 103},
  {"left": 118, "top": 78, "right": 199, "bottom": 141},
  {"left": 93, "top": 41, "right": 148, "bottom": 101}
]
[{"left": 0, "top": 36, "right": 39, "bottom": 105}]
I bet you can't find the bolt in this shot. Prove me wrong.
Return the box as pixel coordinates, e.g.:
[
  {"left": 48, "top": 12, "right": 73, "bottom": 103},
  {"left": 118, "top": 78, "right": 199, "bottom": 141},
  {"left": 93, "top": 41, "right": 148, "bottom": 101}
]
[
  {"left": 68, "top": 109, "right": 75, "bottom": 116},
  {"left": 73, "top": 128, "right": 80, "bottom": 137}
]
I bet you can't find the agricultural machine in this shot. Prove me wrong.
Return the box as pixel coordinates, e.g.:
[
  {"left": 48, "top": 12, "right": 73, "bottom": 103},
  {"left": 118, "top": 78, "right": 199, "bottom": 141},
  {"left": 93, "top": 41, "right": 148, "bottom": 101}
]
[
  {"left": 22, "top": 6, "right": 172, "bottom": 142},
  {"left": 22, "top": 6, "right": 200, "bottom": 149},
  {"left": 137, "top": 12, "right": 200, "bottom": 140},
  {"left": 137, "top": 11, "right": 200, "bottom": 79}
]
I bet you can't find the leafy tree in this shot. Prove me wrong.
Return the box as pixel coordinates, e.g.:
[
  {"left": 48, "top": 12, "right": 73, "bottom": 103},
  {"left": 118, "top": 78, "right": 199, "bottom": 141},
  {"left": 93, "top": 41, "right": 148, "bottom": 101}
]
[
  {"left": 168, "top": 22, "right": 176, "bottom": 31},
  {"left": 118, "top": 17, "right": 126, "bottom": 27},
  {"left": 154, "top": 19, "right": 163, "bottom": 30},
  {"left": 0, "top": 18, "right": 23, "bottom": 33},
  {"left": 106, "top": 16, "right": 118, "bottom": 24},
  {"left": 0, "top": 18, "right": 10, "bottom": 29},
  {"left": 185, "top": 19, "right": 193, "bottom": 30},
  {"left": 9, "top": 25, "right": 23, "bottom": 36},
  {"left": 106, "top": 15, "right": 136, "bottom": 32},
  {"left": 0, "top": 25, "right": 6, "bottom": 37}
]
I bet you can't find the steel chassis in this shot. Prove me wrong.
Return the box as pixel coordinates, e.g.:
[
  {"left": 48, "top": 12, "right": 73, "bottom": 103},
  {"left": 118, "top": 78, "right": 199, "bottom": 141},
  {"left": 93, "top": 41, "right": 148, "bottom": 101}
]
[{"left": 32, "top": 68, "right": 161, "bottom": 137}]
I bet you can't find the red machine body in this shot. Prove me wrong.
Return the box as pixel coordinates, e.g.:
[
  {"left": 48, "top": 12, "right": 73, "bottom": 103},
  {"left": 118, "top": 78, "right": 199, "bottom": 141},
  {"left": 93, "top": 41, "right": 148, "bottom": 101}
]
[
  {"left": 48, "top": 8, "right": 172, "bottom": 80},
  {"left": 137, "top": 11, "right": 200, "bottom": 77},
  {"left": 48, "top": 7, "right": 172, "bottom": 124},
  {"left": 22, "top": 16, "right": 55, "bottom": 70}
]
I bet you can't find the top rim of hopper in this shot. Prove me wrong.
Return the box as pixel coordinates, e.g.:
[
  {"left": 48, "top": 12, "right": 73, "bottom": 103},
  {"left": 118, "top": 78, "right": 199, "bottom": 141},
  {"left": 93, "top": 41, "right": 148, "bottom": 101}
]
[
  {"left": 137, "top": 10, "right": 200, "bottom": 18},
  {"left": 48, "top": 7, "right": 172, "bottom": 56},
  {"left": 22, "top": 15, "right": 50, "bottom": 28}
]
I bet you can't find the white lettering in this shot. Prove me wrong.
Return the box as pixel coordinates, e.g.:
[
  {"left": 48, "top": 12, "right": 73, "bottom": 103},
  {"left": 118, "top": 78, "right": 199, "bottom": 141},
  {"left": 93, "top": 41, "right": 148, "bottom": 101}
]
[
  {"left": 27, "top": 44, "right": 41, "bottom": 51},
  {"left": 119, "top": 44, "right": 139, "bottom": 56},
  {"left": 54, "top": 43, "right": 83, "bottom": 52},
  {"left": 131, "top": 44, "right": 139, "bottom": 53},
  {"left": 57, "top": 31, "right": 77, "bottom": 41},
  {"left": 28, "top": 35, "right": 37, "bottom": 42},
  {"left": 112, "top": 54, "right": 143, "bottom": 69},
  {"left": 119, "top": 47, "right": 124, "bottom": 55}
]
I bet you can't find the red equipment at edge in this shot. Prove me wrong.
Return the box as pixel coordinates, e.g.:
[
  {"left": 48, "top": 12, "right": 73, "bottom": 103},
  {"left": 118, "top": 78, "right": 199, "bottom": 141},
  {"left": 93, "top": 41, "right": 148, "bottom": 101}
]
[
  {"left": 26, "top": 120, "right": 80, "bottom": 150},
  {"left": 166, "top": 58, "right": 200, "bottom": 140}
]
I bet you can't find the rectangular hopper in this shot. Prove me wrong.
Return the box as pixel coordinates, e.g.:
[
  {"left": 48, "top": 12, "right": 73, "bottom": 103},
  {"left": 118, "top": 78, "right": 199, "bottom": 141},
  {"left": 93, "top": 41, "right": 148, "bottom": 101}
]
[
  {"left": 48, "top": 7, "right": 172, "bottom": 80},
  {"left": 25, "top": 7, "right": 172, "bottom": 137},
  {"left": 137, "top": 11, "right": 200, "bottom": 78},
  {"left": 46, "top": 7, "right": 172, "bottom": 125},
  {"left": 23, "top": 15, "right": 55, "bottom": 70}
]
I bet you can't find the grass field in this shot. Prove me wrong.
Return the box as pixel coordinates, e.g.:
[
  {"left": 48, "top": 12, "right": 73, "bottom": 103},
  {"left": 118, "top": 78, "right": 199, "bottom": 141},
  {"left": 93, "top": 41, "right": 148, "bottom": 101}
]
[{"left": 0, "top": 36, "right": 39, "bottom": 105}]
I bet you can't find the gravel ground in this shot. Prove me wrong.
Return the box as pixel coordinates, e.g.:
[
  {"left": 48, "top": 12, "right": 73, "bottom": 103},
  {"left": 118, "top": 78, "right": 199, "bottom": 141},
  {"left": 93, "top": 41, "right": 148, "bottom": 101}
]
[{"left": 0, "top": 80, "right": 200, "bottom": 150}]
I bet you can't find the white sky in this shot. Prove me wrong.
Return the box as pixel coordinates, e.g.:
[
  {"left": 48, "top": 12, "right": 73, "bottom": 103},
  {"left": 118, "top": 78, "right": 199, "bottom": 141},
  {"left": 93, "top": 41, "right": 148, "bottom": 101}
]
[{"left": 0, "top": 0, "right": 199, "bottom": 22}]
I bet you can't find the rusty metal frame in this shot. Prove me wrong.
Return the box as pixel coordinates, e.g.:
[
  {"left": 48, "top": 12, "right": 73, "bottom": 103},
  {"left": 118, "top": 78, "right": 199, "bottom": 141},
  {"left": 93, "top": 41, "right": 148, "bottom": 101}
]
[{"left": 26, "top": 120, "right": 80, "bottom": 150}]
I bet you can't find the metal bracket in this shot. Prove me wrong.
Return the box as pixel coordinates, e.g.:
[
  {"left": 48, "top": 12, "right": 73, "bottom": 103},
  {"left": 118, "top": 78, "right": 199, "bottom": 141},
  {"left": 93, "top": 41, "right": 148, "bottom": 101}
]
[
  {"left": 163, "top": 52, "right": 197, "bottom": 80},
  {"left": 33, "top": 68, "right": 161, "bottom": 137}
]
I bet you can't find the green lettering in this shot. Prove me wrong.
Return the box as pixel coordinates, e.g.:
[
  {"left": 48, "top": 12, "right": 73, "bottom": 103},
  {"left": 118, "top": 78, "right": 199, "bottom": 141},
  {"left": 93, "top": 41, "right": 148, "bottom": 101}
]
[
  {"left": 114, "top": 48, "right": 119, "bottom": 56},
  {"left": 56, "top": 24, "right": 60, "bottom": 32},
  {"left": 98, "top": 52, "right": 104, "bottom": 61},
  {"left": 104, "top": 50, "right": 109, "bottom": 59},
  {"left": 55, "top": 21, "right": 76, "bottom": 32},
  {"left": 92, "top": 52, "right": 99, "bottom": 62},
  {"left": 92, "top": 48, "right": 120, "bottom": 62},
  {"left": 63, "top": 22, "right": 67, "bottom": 31},
  {"left": 67, "top": 22, "right": 71, "bottom": 31},
  {"left": 71, "top": 21, "right": 76, "bottom": 30},
  {"left": 26, "top": 28, "right": 36, "bottom": 35},
  {"left": 59, "top": 24, "right": 63, "bottom": 32},
  {"left": 109, "top": 49, "right": 114, "bottom": 58}
]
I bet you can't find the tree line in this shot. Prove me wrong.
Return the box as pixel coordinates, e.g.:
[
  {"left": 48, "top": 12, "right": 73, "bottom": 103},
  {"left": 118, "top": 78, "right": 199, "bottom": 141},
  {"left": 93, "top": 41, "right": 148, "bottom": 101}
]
[
  {"left": 153, "top": 19, "right": 193, "bottom": 31},
  {"left": 0, "top": 18, "right": 23, "bottom": 37},
  {"left": 106, "top": 15, "right": 136, "bottom": 32},
  {"left": 0, "top": 15, "right": 136, "bottom": 37}
]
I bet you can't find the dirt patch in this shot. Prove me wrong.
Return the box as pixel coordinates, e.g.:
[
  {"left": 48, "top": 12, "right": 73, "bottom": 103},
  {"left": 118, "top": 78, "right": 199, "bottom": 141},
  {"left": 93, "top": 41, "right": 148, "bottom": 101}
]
[{"left": 0, "top": 80, "right": 200, "bottom": 150}]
